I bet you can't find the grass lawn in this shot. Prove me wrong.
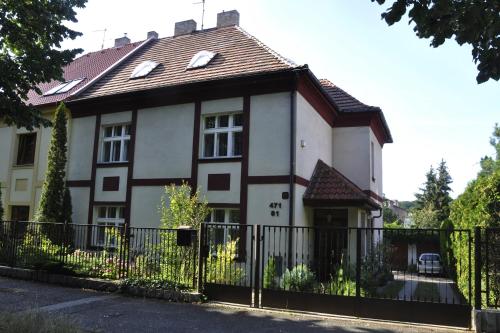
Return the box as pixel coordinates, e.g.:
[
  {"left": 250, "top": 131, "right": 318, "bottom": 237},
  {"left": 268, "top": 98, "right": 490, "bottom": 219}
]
[
  {"left": 414, "top": 282, "right": 441, "bottom": 302},
  {"left": 376, "top": 280, "right": 405, "bottom": 299}
]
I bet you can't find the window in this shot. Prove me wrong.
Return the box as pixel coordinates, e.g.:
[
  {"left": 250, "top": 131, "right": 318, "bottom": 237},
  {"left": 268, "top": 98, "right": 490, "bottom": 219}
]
[
  {"left": 187, "top": 50, "right": 217, "bottom": 69},
  {"left": 95, "top": 206, "right": 125, "bottom": 246},
  {"left": 205, "top": 208, "right": 240, "bottom": 247},
  {"left": 101, "top": 124, "right": 131, "bottom": 163},
  {"left": 43, "top": 78, "right": 85, "bottom": 96},
  {"left": 16, "top": 133, "right": 37, "bottom": 165},
  {"left": 202, "top": 113, "right": 243, "bottom": 158},
  {"left": 10, "top": 205, "right": 30, "bottom": 221},
  {"left": 130, "top": 60, "right": 159, "bottom": 79},
  {"left": 371, "top": 141, "right": 375, "bottom": 182}
]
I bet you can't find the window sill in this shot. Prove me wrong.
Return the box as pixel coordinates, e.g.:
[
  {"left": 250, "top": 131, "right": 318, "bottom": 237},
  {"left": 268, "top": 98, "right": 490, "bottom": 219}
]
[
  {"left": 12, "top": 164, "right": 34, "bottom": 169},
  {"left": 198, "top": 157, "right": 242, "bottom": 164},
  {"left": 96, "top": 162, "right": 130, "bottom": 168}
]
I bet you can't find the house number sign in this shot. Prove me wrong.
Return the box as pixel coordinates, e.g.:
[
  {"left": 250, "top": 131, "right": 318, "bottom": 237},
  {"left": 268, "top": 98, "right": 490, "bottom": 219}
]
[{"left": 269, "top": 202, "right": 282, "bottom": 217}]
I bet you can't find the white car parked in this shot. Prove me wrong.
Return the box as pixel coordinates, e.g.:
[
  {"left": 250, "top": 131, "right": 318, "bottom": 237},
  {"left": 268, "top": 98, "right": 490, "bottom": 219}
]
[{"left": 417, "top": 253, "right": 442, "bottom": 275}]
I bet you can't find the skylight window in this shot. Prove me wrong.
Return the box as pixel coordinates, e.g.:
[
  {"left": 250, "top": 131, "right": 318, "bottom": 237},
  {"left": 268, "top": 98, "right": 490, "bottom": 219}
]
[
  {"left": 187, "top": 51, "right": 216, "bottom": 69},
  {"left": 130, "top": 60, "right": 159, "bottom": 79},
  {"left": 43, "top": 78, "right": 85, "bottom": 96}
]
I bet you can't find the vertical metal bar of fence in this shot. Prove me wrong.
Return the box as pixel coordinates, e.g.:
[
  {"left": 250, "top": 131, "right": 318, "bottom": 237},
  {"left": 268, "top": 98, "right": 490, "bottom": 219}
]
[
  {"left": 474, "top": 226, "right": 482, "bottom": 310},
  {"left": 468, "top": 230, "right": 472, "bottom": 306},
  {"left": 253, "top": 224, "right": 261, "bottom": 308},
  {"left": 485, "top": 229, "right": 490, "bottom": 304},
  {"left": 355, "top": 228, "right": 361, "bottom": 298},
  {"left": 192, "top": 229, "right": 198, "bottom": 290},
  {"left": 10, "top": 221, "right": 18, "bottom": 267},
  {"left": 197, "top": 223, "right": 205, "bottom": 292}
]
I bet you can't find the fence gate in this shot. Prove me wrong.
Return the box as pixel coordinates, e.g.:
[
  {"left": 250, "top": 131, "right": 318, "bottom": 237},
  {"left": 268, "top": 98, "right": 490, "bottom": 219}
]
[
  {"left": 200, "top": 223, "right": 255, "bottom": 306},
  {"left": 259, "top": 226, "right": 472, "bottom": 328}
]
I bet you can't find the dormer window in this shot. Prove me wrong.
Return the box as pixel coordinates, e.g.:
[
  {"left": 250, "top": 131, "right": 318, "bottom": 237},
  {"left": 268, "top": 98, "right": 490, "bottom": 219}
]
[
  {"left": 130, "top": 60, "right": 159, "bottom": 79},
  {"left": 43, "top": 78, "right": 85, "bottom": 96},
  {"left": 187, "top": 51, "right": 216, "bottom": 69}
]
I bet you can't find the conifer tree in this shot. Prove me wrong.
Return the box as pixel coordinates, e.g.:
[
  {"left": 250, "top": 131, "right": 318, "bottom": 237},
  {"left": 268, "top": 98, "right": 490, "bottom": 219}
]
[
  {"left": 37, "top": 103, "right": 72, "bottom": 224},
  {"left": 415, "top": 166, "right": 437, "bottom": 210},
  {"left": 435, "top": 160, "right": 453, "bottom": 222}
]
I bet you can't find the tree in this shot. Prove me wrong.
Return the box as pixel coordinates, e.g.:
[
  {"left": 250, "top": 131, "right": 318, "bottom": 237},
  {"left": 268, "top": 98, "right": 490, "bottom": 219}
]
[
  {"left": 383, "top": 207, "right": 401, "bottom": 225},
  {"left": 372, "top": 0, "right": 500, "bottom": 83},
  {"left": 36, "top": 103, "right": 71, "bottom": 224},
  {"left": 435, "top": 160, "right": 453, "bottom": 222},
  {"left": 479, "top": 123, "right": 500, "bottom": 177},
  {"left": 410, "top": 203, "right": 439, "bottom": 228},
  {"left": 158, "top": 182, "right": 210, "bottom": 229},
  {"left": 0, "top": 0, "right": 87, "bottom": 130},
  {"left": 414, "top": 166, "right": 437, "bottom": 210}
]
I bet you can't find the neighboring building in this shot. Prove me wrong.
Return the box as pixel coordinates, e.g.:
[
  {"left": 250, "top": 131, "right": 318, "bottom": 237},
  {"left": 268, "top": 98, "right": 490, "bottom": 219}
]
[
  {"left": 0, "top": 11, "right": 392, "bottom": 242},
  {"left": 384, "top": 199, "right": 409, "bottom": 224}
]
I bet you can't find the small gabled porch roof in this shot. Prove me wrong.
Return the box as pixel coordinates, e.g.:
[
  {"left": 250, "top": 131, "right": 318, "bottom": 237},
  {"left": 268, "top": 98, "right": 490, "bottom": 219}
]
[{"left": 303, "top": 160, "right": 380, "bottom": 210}]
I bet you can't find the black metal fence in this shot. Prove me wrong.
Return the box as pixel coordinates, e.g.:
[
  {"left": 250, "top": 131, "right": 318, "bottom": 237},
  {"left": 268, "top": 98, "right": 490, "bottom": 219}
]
[
  {"left": 260, "top": 226, "right": 471, "bottom": 305},
  {"left": 478, "top": 227, "right": 500, "bottom": 309},
  {"left": 0, "top": 221, "right": 198, "bottom": 289}
]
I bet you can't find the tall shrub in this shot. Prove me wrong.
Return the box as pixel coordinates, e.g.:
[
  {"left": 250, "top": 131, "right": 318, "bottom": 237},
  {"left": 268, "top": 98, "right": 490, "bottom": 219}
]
[{"left": 37, "top": 102, "right": 72, "bottom": 225}]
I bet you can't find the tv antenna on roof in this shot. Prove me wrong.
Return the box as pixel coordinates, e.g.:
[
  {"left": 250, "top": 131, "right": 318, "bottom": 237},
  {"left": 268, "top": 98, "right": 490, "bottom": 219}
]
[
  {"left": 92, "top": 28, "right": 107, "bottom": 50},
  {"left": 193, "top": 0, "right": 206, "bottom": 30}
]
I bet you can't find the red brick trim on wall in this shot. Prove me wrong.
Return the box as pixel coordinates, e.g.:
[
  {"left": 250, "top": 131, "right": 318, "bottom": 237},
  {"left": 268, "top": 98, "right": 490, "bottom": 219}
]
[
  {"left": 67, "top": 180, "right": 91, "bottom": 187},
  {"left": 207, "top": 174, "right": 231, "bottom": 191},
  {"left": 247, "top": 175, "right": 310, "bottom": 187},
  {"left": 208, "top": 203, "right": 240, "bottom": 209},
  {"left": 198, "top": 157, "right": 242, "bottom": 164},
  {"left": 130, "top": 178, "right": 191, "bottom": 186},
  {"left": 96, "top": 162, "right": 130, "bottom": 168},
  {"left": 124, "top": 109, "right": 138, "bottom": 226},
  {"left": 191, "top": 101, "right": 201, "bottom": 193},
  {"left": 87, "top": 114, "right": 101, "bottom": 227},
  {"left": 102, "top": 176, "right": 120, "bottom": 191},
  {"left": 297, "top": 74, "right": 337, "bottom": 127},
  {"left": 93, "top": 201, "right": 126, "bottom": 206},
  {"left": 239, "top": 96, "right": 250, "bottom": 226}
]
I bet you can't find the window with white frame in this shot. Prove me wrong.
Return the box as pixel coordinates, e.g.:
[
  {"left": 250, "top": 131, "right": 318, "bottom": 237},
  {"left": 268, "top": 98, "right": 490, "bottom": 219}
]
[
  {"left": 205, "top": 208, "right": 240, "bottom": 246},
  {"left": 101, "top": 124, "right": 131, "bottom": 163},
  {"left": 95, "top": 206, "right": 125, "bottom": 246},
  {"left": 202, "top": 113, "right": 243, "bottom": 158}
]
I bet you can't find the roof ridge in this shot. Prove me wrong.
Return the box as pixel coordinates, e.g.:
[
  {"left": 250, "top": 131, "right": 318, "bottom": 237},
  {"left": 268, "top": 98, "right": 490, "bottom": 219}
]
[{"left": 235, "top": 26, "right": 298, "bottom": 68}]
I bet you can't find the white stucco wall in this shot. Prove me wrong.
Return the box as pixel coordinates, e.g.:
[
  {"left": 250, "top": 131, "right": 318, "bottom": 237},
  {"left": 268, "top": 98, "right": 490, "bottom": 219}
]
[
  {"left": 94, "top": 167, "right": 128, "bottom": 202},
  {"left": 295, "top": 92, "right": 333, "bottom": 180},
  {"left": 36, "top": 125, "right": 52, "bottom": 183},
  {"left": 69, "top": 187, "right": 89, "bottom": 224},
  {"left": 68, "top": 116, "right": 95, "bottom": 181},
  {"left": 201, "top": 97, "right": 243, "bottom": 116},
  {"left": 369, "top": 129, "right": 383, "bottom": 198},
  {"left": 197, "top": 162, "right": 241, "bottom": 203},
  {"left": 293, "top": 184, "right": 311, "bottom": 228},
  {"left": 130, "top": 186, "right": 164, "bottom": 228},
  {"left": 0, "top": 126, "right": 14, "bottom": 184},
  {"left": 332, "top": 126, "right": 370, "bottom": 191},
  {"left": 247, "top": 184, "right": 289, "bottom": 226},
  {"left": 134, "top": 104, "right": 194, "bottom": 179},
  {"left": 248, "top": 93, "right": 290, "bottom": 176}
]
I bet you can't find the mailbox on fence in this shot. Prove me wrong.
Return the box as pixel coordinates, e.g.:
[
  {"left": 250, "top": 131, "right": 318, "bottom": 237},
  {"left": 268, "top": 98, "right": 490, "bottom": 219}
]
[{"left": 177, "top": 226, "right": 196, "bottom": 246}]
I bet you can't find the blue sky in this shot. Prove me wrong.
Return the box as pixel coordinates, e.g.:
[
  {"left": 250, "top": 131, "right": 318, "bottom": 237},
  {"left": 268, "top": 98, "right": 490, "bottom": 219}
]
[{"left": 61, "top": 0, "right": 499, "bottom": 201}]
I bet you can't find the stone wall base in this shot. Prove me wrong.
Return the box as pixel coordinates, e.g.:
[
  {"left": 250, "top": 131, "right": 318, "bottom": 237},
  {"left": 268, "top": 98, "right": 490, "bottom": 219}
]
[
  {"left": 0, "top": 265, "right": 201, "bottom": 303},
  {"left": 474, "top": 309, "right": 500, "bottom": 333}
]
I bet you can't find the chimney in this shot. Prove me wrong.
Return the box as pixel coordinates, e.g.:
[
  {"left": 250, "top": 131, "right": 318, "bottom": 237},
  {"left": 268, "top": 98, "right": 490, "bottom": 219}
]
[
  {"left": 147, "top": 31, "right": 159, "bottom": 39},
  {"left": 114, "top": 35, "right": 130, "bottom": 47},
  {"left": 216, "top": 10, "right": 240, "bottom": 28},
  {"left": 174, "top": 20, "right": 197, "bottom": 36}
]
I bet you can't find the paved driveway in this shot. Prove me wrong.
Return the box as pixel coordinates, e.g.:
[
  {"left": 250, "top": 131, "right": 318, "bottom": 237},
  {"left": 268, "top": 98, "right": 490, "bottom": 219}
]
[
  {"left": 0, "top": 277, "right": 464, "bottom": 332},
  {"left": 393, "top": 272, "right": 463, "bottom": 304}
]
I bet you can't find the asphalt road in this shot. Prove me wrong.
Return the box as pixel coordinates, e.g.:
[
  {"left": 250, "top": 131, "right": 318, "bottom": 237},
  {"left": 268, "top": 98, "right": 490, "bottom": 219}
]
[{"left": 0, "top": 277, "right": 464, "bottom": 333}]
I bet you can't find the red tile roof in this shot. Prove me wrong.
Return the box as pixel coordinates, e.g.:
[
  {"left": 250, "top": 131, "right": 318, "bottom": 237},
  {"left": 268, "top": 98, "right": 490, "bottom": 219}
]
[
  {"left": 319, "top": 79, "right": 379, "bottom": 113},
  {"left": 303, "top": 160, "right": 380, "bottom": 209},
  {"left": 27, "top": 42, "right": 144, "bottom": 106},
  {"left": 76, "top": 26, "right": 299, "bottom": 100}
]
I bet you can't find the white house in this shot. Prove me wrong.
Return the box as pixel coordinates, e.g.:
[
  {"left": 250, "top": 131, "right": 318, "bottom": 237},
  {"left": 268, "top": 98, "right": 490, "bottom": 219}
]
[{"left": 0, "top": 11, "right": 392, "bottom": 245}]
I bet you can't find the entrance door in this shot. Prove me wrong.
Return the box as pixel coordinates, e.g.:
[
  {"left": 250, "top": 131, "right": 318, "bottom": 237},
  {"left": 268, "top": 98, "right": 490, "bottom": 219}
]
[{"left": 313, "top": 209, "right": 348, "bottom": 281}]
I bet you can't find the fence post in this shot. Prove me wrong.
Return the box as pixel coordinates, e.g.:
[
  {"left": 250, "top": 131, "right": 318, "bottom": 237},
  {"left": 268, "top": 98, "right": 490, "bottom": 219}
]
[
  {"left": 10, "top": 221, "right": 18, "bottom": 267},
  {"left": 197, "top": 223, "right": 205, "bottom": 293},
  {"left": 253, "top": 224, "right": 261, "bottom": 308},
  {"left": 355, "top": 228, "right": 361, "bottom": 298},
  {"left": 474, "top": 226, "right": 482, "bottom": 310}
]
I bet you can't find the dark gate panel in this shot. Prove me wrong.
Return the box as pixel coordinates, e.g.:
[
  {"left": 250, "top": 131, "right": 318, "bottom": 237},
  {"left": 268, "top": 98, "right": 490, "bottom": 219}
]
[
  {"left": 202, "top": 223, "right": 254, "bottom": 305},
  {"left": 259, "top": 225, "right": 472, "bottom": 328}
]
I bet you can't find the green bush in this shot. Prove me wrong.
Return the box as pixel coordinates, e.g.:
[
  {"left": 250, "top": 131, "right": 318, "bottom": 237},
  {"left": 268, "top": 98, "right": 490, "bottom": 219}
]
[
  {"left": 263, "top": 256, "right": 278, "bottom": 289},
  {"left": 282, "top": 264, "right": 315, "bottom": 292},
  {"left": 323, "top": 261, "right": 356, "bottom": 296},
  {"left": 205, "top": 240, "right": 245, "bottom": 285},
  {"left": 361, "top": 243, "right": 394, "bottom": 296}
]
